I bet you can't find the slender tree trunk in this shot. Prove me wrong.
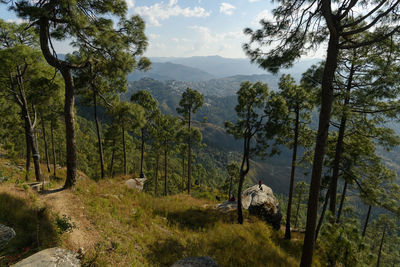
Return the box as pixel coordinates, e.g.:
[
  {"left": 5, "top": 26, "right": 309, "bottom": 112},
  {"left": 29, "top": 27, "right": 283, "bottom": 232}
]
[
  {"left": 300, "top": 30, "right": 340, "bottom": 267},
  {"left": 228, "top": 175, "right": 233, "bottom": 199},
  {"left": 329, "top": 60, "right": 354, "bottom": 217},
  {"left": 110, "top": 140, "right": 116, "bottom": 178},
  {"left": 315, "top": 188, "right": 330, "bottom": 241},
  {"left": 376, "top": 225, "right": 386, "bottom": 267},
  {"left": 25, "top": 122, "right": 31, "bottom": 181},
  {"left": 15, "top": 67, "right": 42, "bottom": 183},
  {"left": 122, "top": 125, "right": 127, "bottom": 175},
  {"left": 336, "top": 181, "right": 348, "bottom": 224},
  {"left": 60, "top": 67, "right": 77, "bottom": 188},
  {"left": 39, "top": 17, "right": 76, "bottom": 189},
  {"left": 93, "top": 89, "right": 105, "bottom": 179},
  {"left": 140, "top": 128, "right": 145, "bottom": 178},
  {"left": 188, "top": 111, "right": 192, "bottom": 195},
  {"left": 238, "top": 137, "right": 250, "bottom": 224},
  {"left": 181, "top": 156, "right": 185, "bottom": 192},
  {"left": 155, "top": 153, "right": 159, "bottom": 196},
  {"left": 294, "top": 187, "right": 306, "bottom": 229},
  {"left": 362, "top": 205, "right": 372, "bottom": 237},
  {"left": 164, "top": 139, "right": 168, "bottom": 196},
  {"left": 50, "top": 120, "right": 56, "bottom": 177},
  {"left": 41, "top": 116, "right": 51, "bottom": 173},
  {"left": 285, "top": 108, "right": 300, "bottom": 239}
]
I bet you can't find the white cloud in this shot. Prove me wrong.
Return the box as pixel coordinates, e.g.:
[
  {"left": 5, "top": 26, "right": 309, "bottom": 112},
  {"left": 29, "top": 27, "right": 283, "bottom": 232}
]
[
  {"left": 252, "top": 9, "right": 274, "bottom": 26},
  {"left": 6, "top": 18, "right": 27, "bottom": 24},
  {"left": 249, "top": 0, "right": 260, "bottom": 2},
  {"left": 148, "top": 34, "right": 160, "bottom": 40},
  {"left": 135, "top": 2, "right": 211, "bottom": 27},
  {"left": 125, "top": 0, "right": 135, "bottom": 9},
  {"left": 219, "top": 3, "right": 236, "bottom": 16}
]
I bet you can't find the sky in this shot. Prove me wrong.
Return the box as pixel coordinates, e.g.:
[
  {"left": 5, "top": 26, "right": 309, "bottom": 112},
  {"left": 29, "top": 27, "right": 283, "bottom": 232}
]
[{"left": 0, "top": 0, "right": 324, "bottom": 59}]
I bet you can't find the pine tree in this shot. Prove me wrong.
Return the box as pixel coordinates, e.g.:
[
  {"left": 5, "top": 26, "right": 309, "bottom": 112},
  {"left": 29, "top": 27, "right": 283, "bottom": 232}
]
[{"left": 176, "top": 88, "right": 204, "bottom": 195}]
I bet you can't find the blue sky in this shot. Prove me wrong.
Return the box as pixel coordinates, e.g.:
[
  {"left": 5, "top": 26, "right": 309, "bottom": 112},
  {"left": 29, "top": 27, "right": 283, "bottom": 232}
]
[{"left": 0, "top": 1, "right": 324, "bottom": 59}]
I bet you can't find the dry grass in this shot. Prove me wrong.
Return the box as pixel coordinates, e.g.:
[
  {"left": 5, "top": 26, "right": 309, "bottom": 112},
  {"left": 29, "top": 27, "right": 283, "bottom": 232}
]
[{"left": 0, "top": 150, "right": 321, "bottom": 266}]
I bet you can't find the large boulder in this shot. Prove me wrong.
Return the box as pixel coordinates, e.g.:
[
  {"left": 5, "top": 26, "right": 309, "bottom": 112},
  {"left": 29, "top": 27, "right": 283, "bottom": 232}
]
[
  {"left": 242, "top": 184, "right": 282, "bottom": 230},
  {"left": 217, "top": 184, "right": 282, "bottom": 230},
  {"left": 0, "top": 224, "right": 15, "bottom": 249},
  {"left": 171, "top": 256, "right": 220, "bottom": 267},
  {"left": 12, "top": 247, "right": 81, "bottom": 267},
  {"left": 125, "top": 178, "right": 147, "bottom": 191}
]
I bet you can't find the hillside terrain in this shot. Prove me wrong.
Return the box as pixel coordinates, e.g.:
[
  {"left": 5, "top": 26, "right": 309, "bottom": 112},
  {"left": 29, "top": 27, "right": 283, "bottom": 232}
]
[{"left": 0, "top": 152, "right": 318, "bottom": 266}]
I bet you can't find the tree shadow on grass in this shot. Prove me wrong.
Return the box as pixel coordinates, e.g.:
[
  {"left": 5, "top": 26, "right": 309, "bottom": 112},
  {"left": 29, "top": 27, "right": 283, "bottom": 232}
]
[
  {"left": 0, "top": 193, "right": 59, "bottom": 266},
  {"left": 156, "top": 208, "right": 234, "bottom": 231},
  {"left": 146, "top": 237, "right": 186, "bottom": 267}
]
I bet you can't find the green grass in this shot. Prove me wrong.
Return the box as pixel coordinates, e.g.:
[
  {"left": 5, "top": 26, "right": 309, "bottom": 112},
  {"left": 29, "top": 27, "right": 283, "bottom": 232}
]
[
  {"left": 76, "top": 177, "right": 320, "bottom": 267},
  {"left": 0, "top": 189, "right": 59, "bottom": 266}
]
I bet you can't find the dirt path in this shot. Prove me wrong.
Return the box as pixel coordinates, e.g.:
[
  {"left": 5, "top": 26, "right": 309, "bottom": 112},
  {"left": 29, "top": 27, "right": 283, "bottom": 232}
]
[{"left": 40, "top": 189, "right": 100, "bottom": 251}]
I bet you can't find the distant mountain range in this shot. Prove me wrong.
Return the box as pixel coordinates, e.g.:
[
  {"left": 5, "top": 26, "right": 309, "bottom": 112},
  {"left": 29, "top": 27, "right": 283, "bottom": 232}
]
[
  {"left": 148, "top": 55, "right": 322, "bottom": 79},
  {"left": 128, "top": 56, "right": 322, "bottom": 89}
]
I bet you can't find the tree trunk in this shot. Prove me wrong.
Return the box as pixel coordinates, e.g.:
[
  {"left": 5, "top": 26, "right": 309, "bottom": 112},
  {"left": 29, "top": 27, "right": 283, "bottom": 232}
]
[
  {"left": 315, "top": 188, "right": 330, "bottom": 241},
  {"left": 285, "top": 108, "right": 300, "bottom": 240},
  {"left": 300, "top": 31, "right": 340, "bottom": 267},
  {"left": 15, "top": 67, "right": 42, "bottom": 183},
  {"left": 39, "top": 17, "right": 76, "bottom": 189},
  {"left": 336, "top": 180, "right": 348, "bottom": 224},
  {"left": 182, "top": 156, "right": 185, "bottom": 192},
  {"left": 238, "top": 137, "right": 250, "bottom": 224},
  {"left": 41, "top": 116, "right": 51, "bottom": 173},
  {"left": 110, "top": 140, "right": 115, "bottom": 178},
  {"left": 188, "top": 111, "right": 192, "bottom": 195},
  {"left": 155, "top": 153, "right": 159, "bottom": 196},
  {"left": 61, "top": 67, "right": 77, "bottom": 189},
  {"left": 140, "top": 128, "right": 145, "bottom": 178},
  {"left": 50, "top": 120, "right": 56, "bottom": 177},
  {"left": 329, "top": 60, "right": 354, "bottom": 217},
  {"left": 122, "top": 125, "right": 127, "bottom": 175},
  {"left": 228, "top": 175, "right": 233, "bottom": 199},
  {"left": 362, "top": 205, "right": 372, "bottom": 237},
  {"left": 25, "top": 122, "right": 31, "bottom": 181},
  {"left": 93, "top": 89, "right": 105, "bottom": 179},
  {"left": 164, "top": 139, "right": 168, "bottom": 196},
  {"left": 376, "top": 224, "right": 386, "bottom": 267}
]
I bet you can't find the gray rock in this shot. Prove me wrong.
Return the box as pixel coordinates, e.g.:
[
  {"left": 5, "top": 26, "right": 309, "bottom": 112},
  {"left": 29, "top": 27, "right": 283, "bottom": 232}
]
[
  {"left": 242, "top": 184, "right": 282, "bottom": 230},
  {"left": 125, "top": 178, "right": 147, "bottom": 191},
  {"left": 12, "top": 247, "right": 81, "bottom": 267},
  {"left": 216, "top": 201, "right": 237, "bottom": 213},
  {"left": 171, "top": 256, "right": 220, "bottom": 267},
  {"left": 217, "top": 184, "right": 282, "bottom": 230},
  {"left": 0, "top": 224, "right": 15, "bottom": 249}
]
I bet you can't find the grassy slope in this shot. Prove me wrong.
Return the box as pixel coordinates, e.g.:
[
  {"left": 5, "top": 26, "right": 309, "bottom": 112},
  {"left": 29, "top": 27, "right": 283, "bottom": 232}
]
[{"left": 0, "top": 151, "right": 322, "bottom": 267}]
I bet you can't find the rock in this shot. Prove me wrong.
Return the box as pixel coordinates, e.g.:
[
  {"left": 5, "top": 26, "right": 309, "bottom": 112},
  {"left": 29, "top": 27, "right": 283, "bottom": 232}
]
[
  {"left": 242, "top": 184, "right": 282, "bottom": 230},
  {"left": 171, "top": 256, "right": 220, "bottom": 267},
  {"left": 12, "top": 247, "right": 81, "bottom": 267},
  {"left": 217, "top": 184, "right": 282, "bottom": 230},
  {"left": 216, "top": 201, "right": 237, "bottom": 213},
  {"left": 125, "top": 178, "right": 147, "bottom": 191},
  {"left": 0, "top": 224, "right": 15, "bottom": 249}
]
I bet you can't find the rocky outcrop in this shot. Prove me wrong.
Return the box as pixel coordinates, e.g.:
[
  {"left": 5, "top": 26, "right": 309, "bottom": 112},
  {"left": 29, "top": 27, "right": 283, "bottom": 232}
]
[
  {"left": 0, "top": 224, "right": 15, "bottom": 249},
  {"left": 171, "top": 256, "right": 220, "bottom": 267},
  {"left": 12, "top": 247, "right": 81, "bottom": 267},
  {"left": 217, "top": 184, "right": 282, "bottom": 230},
  {"left": 242, "top": 184, "right": 282, "bottom": 230},
  {"left": 125, "top": 178, "right": 146, "bottom": 191}
]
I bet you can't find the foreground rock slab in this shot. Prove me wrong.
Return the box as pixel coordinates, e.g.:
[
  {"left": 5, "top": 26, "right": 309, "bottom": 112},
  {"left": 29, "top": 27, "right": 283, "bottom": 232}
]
[
  {"left": 171, "top": 256, "right": 220, "bottom": 267},
  {"left": 12, "top": 247, "right": 81, "bottom": 267},
  {"left": 0, "top": 224, "right": 15, "bottom": 249},
  {"left": 125, "top": 178, "right": 147, "bottom": 191}
]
